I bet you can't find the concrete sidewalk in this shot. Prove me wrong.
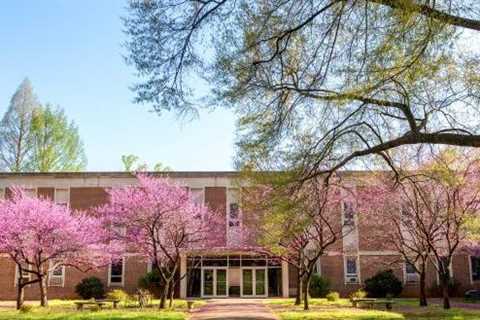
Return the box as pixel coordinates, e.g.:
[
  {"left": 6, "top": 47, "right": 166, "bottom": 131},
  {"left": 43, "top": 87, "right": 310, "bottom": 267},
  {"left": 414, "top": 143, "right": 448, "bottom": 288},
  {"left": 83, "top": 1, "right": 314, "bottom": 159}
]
[{"left": 189, "top": 299, "right": 279, "bottom": 320}]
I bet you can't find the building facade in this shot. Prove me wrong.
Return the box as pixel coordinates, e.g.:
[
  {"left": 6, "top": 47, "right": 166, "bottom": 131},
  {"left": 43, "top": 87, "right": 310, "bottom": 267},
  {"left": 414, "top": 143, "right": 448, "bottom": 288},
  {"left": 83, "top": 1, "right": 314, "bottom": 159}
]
[{"left": 0, "top": 171, "right": 479, "bottom": 300}]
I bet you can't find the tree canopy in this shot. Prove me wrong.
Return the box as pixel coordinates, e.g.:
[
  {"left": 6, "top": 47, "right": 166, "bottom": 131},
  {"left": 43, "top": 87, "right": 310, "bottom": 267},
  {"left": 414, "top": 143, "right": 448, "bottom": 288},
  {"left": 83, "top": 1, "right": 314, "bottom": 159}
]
[{"left": 124, "top": 0, "right": 480, "bottom": 182}]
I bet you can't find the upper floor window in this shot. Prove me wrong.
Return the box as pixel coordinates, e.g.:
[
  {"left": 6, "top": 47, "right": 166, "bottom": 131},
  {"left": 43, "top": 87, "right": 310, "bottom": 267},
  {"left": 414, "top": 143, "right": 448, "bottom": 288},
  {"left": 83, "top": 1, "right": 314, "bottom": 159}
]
[
  {"left": 190, "top": 188, "right": 204, "bottom": 206},
  {"left": 54, "top": 188, "right": 69, "bottom": 207},
  {"left": 343, "top": 201, "right": 355, "bottom": 227},
  {"left": 313, "top": 257, "right": 321, "bottom": 275},
  {"left": 228, "top": 189, "right": 240, "bottom": 227},
  {"left": 109, "top": 258, "right": 124, "bottom": 286},
  {"left": 471, "top": 256, "right": 480, "bottom": 282}
]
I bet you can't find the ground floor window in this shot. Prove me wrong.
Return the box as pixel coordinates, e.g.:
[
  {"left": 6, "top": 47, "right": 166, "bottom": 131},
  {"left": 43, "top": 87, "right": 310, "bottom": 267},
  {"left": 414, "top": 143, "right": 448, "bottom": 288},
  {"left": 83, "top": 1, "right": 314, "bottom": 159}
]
[
  {"left": 405, "top": 261, "right": 419, "bottom": 283},
  {"left": 48, "top": 262, "right": 65, "bottom": 287},
  {"left": 471, "top": 256, "right": 480, "bottom": 281},
  {"left": 109, "top": 258, "right": 124, "bottom": 286},
  {"left": 344, "top": 256, "right": 360, "bottom": 284}
]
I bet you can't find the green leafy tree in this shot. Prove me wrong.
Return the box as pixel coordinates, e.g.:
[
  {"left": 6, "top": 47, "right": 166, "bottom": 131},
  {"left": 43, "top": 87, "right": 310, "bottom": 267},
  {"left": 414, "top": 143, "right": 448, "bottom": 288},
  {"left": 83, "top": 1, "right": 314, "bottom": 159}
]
[
  {"left": 0, "top": 78, "right": 39, "bottom": 171},
  {"left": 29, "top": 105, "right": 87, "bottom": 172},
  {"left": 124, "top": 0, "right": 480, "bottom": 184},
  {"left": 121, "top": 154, "right": 171, "bottom": 172}
]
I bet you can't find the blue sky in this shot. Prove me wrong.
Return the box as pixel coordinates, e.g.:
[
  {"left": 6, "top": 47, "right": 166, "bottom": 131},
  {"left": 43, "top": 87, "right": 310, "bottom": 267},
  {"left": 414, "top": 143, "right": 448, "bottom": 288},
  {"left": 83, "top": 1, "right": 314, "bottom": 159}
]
[{"left": 0, "top": 1, "right": 236, "bottom": 171}]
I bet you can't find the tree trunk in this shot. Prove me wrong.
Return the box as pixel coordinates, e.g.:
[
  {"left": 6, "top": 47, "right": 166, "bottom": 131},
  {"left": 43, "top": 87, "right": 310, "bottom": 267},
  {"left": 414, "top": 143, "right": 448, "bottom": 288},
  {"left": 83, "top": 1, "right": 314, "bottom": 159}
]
[
  {"left": 39, "top": 276, "right": 48, "bottom": 307},
  {"left": 159, "top": 281, "right": 169, "bottom": 309},
  {"left": 168, "top": 282, "right": 174, "bottom": 308},
  {"left": 295, "top": 269, "right": 302, "bottom": 305},
  {"left": 419, "top": 269, "right": 428, "bottom": 307},
  {"left": 303, "top": 276, "right": 311, "bottom": 311},
  {"left": 441, "top": 276, "right": 451, "bottom": 309},
  {"left": 16, "top": 282, "right": 24, "bottom": 310}
]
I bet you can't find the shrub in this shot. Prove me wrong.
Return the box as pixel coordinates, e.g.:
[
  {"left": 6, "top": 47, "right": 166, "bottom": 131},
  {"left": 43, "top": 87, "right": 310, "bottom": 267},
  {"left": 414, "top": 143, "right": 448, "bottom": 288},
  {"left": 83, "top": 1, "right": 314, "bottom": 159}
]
[
  {"left": 349, "top": 289, "right": 367, "bottom": 299},
  {"left": 326, "top": 291, "right": 340, "bottom": 301},
  {"left": 19, "top": 305, "right": 33, "bottom": 313},
  {"left": 364, "top": 270, "right": 403, "bottom": 298},
  {"left": 309, "top": 274, "right": 331, "bottom": 298},
  {"left": 75, "top": 277, "right": 105, "bottom": 299},
  {"left": 138, "top": 271, "right": 163, "bottom": 297},
  {"left": 106, "top": 289, "right": 130, "bottom": 303}
]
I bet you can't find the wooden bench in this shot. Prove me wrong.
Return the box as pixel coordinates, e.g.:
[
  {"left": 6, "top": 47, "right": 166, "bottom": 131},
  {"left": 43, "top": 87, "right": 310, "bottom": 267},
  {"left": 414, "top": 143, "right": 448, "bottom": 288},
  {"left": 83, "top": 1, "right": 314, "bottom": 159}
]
[
  {"left": 75, "top": 301, "right": 106, "bottom": 310},
  {"left": 95, "top": 299, "right": 120, "bottom": 309},
  {"left": 351, "top": 298, "right": 396, "bottom": 310},
  {"left": 351, "top": 298, "right": 376, "bottom": 308}
]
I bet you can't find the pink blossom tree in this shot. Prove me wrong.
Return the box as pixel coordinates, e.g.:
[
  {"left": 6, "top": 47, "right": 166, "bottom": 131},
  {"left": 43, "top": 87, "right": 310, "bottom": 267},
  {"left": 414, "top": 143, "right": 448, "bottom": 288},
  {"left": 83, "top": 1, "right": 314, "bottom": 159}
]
[
  {"left": 361, "top": 150, "right": 480, "bottom": 309},
  {"left": 98, "top": 175, "right": 222, "bottom": 309},
  {"left": 0, "top": 189, "right": 113, "bottom": 309}
]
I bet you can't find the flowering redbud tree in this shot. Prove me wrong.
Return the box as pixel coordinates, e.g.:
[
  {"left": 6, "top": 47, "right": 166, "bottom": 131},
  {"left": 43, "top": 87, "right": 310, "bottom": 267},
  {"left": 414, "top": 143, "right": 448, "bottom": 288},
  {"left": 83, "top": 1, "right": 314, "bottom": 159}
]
[
  {"left": 361, "top": 150, "right": 480, "bottom": 309},
  {"left": 0, "top": 189, "right": 113, "bottom": 309},
  {"left": 98, "top": 175, "right": 222, "bottom": 309}
]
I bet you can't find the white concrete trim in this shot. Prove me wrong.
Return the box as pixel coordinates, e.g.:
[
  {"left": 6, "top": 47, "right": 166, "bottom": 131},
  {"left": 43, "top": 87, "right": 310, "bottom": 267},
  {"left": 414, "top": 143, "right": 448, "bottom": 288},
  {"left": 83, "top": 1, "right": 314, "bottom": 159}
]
[
  {"left": 180, "top": 254, "right": 187, "bottom": 299},
  {"left": 281, "top": 261, "right": 289, "bottom": 298}
]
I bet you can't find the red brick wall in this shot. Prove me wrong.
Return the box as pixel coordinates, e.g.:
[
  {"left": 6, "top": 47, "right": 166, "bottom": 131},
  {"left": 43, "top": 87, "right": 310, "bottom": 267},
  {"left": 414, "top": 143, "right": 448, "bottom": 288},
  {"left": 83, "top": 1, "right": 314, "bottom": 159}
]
[
  {"left": 37, "top": 187, "right": 54, "bottom": 200},
  {"left": 205, "top": 187, "right": 226, "bottom": 245}
]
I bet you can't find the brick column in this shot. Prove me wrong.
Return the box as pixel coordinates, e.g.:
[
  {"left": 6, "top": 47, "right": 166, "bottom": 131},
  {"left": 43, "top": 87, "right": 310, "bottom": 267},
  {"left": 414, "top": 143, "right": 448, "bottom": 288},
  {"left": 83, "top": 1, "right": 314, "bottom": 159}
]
[
  {"left": 282, "top": 260, "right": 289, "bottom": 298},
  {"left": 180, "top": 253, "right": 187, "bottom": 298}
]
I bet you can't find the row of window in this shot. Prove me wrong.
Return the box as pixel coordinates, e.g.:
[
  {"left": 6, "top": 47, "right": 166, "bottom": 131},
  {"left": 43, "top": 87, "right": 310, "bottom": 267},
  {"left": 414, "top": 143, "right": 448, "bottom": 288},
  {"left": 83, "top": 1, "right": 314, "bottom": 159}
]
[
  {"left": 14, "top": 256, "right": 480, "bottom": 288},
  {"left": 312, "top": 256, "right": 480, "bottom": 284}
]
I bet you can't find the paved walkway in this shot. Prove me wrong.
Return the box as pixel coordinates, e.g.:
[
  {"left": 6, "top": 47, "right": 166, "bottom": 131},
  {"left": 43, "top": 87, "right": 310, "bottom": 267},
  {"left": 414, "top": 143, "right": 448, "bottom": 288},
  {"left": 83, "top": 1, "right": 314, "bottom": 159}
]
[{"left": 190, "top": 299, "right": 279, "bottom": 320}]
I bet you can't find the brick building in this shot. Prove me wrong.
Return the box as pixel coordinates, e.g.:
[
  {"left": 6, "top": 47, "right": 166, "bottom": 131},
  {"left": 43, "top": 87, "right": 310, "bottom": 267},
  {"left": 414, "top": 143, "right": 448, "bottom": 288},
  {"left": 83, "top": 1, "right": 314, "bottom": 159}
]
[{"left": 0, "top": 171, "right": 479, "bottom": 300}]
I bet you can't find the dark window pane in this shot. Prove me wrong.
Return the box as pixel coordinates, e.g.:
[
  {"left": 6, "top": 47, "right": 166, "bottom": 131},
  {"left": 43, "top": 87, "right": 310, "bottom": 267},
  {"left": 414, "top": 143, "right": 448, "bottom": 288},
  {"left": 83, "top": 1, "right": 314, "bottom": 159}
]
[
  {"left": 346, "top": 258, "right": 357, "bottom": 274},
  {"left": 472, "top": 257, "right": 480, "bottom": 281}
]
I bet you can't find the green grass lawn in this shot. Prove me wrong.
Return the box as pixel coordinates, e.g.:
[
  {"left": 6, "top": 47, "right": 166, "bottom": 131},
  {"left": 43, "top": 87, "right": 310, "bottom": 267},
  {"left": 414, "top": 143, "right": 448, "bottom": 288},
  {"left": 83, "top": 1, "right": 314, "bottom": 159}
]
[
  {"left": 264, "top": 298, "right": 480, "bottom": 320},
  {"left": 0, "top": 299, "right": 194, "bottom": 320}
]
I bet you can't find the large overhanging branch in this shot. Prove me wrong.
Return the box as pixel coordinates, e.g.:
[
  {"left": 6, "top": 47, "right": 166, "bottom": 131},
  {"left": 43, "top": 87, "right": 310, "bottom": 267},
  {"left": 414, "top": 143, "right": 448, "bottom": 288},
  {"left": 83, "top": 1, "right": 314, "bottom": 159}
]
[
  {"left": 304, "top": 131, "right": 480, "bottom": 181},
  {"left": 370, "top": 0, "right": 480, "bottom": 31}
]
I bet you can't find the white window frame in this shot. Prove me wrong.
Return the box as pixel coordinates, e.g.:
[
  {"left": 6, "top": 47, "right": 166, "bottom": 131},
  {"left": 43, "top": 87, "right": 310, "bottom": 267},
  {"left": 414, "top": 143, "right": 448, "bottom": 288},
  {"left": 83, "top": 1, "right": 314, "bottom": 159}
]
[
  {"left": 341, "top": 200, "right": 356, "bottom": 228},
  {"left": 48, "top": 261, "right": 65, "bottom": 287},
  {"left": 227, "top": 188, "right": 241, "bottom": 228},
  {"left": 344, "top": 256, "right": 360, "bottom": 284},
  {"left": 108, "top": 257, "right": 125, "bottom": 287},
  {"left": 313, "top": 257, "right": 322, "bottom": 275},
  {"left": 403, "top": 261, "right": 420, "bottom": 284},
  {"left": 190, "top": 187, "right": 205, "bottom": 206},
  {"left": 435, "top": 257, "right": 453, "bottom": 285},
  {"left": 469, "top": 255, "right": 480, "bottom": 284},
  {"left": 14, "top": 264, "right": 32, "bottom": 287},
  {"left": 54, "top": 188, "right": 70, "bottom": 207}
]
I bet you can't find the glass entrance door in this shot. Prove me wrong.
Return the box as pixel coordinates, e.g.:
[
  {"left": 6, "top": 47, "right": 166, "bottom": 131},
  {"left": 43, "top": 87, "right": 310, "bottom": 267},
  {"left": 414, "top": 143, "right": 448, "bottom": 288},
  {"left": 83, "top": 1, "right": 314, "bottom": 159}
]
[
  {"left": 201, "top": 268, "right": 228, "bottom": 297},
  {"left": 241, "top": 268, "right": 268, "bottom": 297}
]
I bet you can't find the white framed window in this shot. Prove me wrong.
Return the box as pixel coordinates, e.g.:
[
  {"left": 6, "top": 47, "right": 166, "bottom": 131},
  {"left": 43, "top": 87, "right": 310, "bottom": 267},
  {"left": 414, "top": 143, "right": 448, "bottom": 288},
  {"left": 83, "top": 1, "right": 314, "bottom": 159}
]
[
  {"left": 313, "top": 257, "right": 321, "bottom": 275},
  {"left": 54, "top": 188, "right": 69, "bottom": 207},
  {"left": 404, "top": 261, "right": 419, "bottom": 284},
  {"left": 342, "top": 201, "right": 355, "bottom": 227},
  {"left": 470, "top": 256, "right": 480, "bottom": 282},
  {"left": 48, "top": 262, "right": 65, "bottom": 287},
  {"left": 227, "top": 189, "right": 240, "bottom": 228},
  {"left": 14, "top": 264, "right": 32, "bottom": 287},
  {"left": 108, "top": 257, "right": 125, "bottom": 286},
  {"left": 190, "top": 188, "right": 204, "bottom": 206},
  {"left": 436, "top": 256, "right": 453, "bottom": 284},
  {"left": 344, "top": 256, "right": 360, "bottom": 284},
  {"left": 24, "top": 188, "right": 37, "bottom": 198}
]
